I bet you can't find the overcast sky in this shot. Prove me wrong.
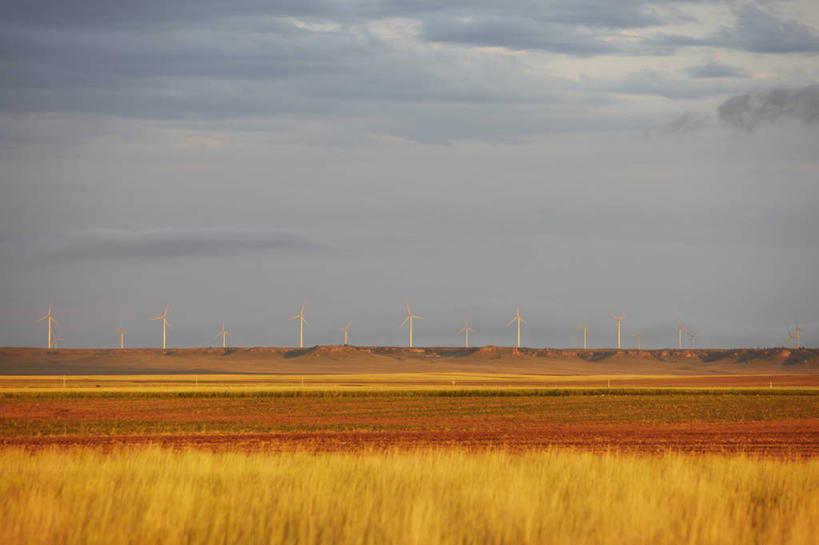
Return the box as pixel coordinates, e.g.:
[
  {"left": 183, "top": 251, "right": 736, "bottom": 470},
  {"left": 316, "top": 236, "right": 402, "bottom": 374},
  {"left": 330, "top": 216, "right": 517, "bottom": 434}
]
[{"left": 1, "top": 0, "right": 818, "bottom": 349}]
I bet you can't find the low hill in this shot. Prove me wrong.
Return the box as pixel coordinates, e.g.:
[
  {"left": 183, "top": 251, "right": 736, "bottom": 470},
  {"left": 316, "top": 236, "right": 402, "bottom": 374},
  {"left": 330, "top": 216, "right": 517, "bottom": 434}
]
[{"left": 0, "top": 346, "right": 817, "bottom": 375}]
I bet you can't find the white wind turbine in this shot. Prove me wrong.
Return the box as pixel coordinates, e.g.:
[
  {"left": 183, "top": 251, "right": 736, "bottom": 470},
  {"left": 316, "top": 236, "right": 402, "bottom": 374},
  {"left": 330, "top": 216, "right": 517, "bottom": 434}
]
[
  {"left": 688, "top": 329, "right": 700, "bottom": 349},
  {"left": 37, "top": 304, "right": 58, "bottom": 349},
  {"left": 610, "top": 313, "right": 627, "bottom": 349},
  {"left": 401, "top": 303, "right": 423, "bottom": 348},
  {"left": 151, "top": 305, "right": 170, "bottom": 350},
  {"left": 458, "top": 317, "right": 475, "bottom": 348},
  {"left": 289, "top": 304, "right": 309, "bottom": 348},
  {"left": 508, "top": 305, "right": 526, "bottom": 349},
  {"left": 633, "top": 328, "right": 643, "bottom": 350},
  {"left": 674, "top": 317, "right": 687, "bottom": 349},
  {"left": 115, "top": 327, "right": 127, "bottom": 349},
  {"left": 794, "top": 321, "right": 803, "bottom": 349},
  {"left": 574, "top": 316, "right": 589, "bottom": 350},
  {"left": 217, "top": 321, "right": 231, "bottom": 349},
  {"left": 336, "top": 322, "right": 351, "bottom": 345}
]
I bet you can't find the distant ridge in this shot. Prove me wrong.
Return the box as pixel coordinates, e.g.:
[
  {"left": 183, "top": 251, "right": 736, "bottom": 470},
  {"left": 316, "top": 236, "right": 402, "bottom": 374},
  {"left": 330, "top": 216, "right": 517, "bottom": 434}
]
[{"left": 0, "top": 346, "right": 817, "bottom": 375}]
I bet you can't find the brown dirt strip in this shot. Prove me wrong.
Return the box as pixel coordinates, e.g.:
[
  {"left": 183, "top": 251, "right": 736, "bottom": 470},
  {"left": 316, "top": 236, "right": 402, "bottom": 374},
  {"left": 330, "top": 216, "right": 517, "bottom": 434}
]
[{"left": 3, "top": 420, "right": 818, "bottom": 457}]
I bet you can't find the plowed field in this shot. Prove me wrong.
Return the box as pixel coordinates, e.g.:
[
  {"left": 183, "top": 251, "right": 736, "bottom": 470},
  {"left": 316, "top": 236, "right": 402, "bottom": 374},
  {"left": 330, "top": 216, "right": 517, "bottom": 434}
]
[{"left": 3, "top": 390, "right": 818, "bottom": 456}]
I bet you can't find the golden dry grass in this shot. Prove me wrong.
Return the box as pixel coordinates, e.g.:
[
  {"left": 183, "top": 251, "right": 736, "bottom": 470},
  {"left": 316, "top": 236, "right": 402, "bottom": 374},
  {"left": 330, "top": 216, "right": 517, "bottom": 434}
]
[{"left": 2, "top": 448, "right": 818, "bottom": 545}]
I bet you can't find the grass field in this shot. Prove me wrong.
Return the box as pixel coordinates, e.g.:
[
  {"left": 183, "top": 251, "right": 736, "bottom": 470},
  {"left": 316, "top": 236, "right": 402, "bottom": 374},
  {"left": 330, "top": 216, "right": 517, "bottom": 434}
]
[
  {"left": 2, "top": 448, "right": 817, "bottom": 545},
  {"left": 2, "top": 373, "right": 818, "bottom": 543}
]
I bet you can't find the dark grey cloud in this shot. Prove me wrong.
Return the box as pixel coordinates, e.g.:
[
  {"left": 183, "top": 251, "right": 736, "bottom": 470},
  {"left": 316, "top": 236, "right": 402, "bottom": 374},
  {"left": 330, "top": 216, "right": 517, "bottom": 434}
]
[
  {"left": 661, "top": 111, "right": 711, "bottom": 134},
  {"left": 606, "top": 69, "right": 734, "bottom": 99},
  {"left": 686, "top": 61, "right": 747, "bottom": 79},
  {"left": 654, "top": 4, "right": 819, "bottom": 53},
  {"left": 421, "top": 15, "right": 621, "bottom": 56},
  {"left": 718, "top": 85, "right": 819, "bottom": 131},
  {"left": 46, "top": 227, "right": 327, "bottom": 259}
]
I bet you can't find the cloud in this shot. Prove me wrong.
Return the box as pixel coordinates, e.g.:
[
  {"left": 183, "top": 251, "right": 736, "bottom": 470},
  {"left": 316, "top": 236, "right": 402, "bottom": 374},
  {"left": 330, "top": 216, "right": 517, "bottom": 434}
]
[
  {"left": 662, "top": 111, "right": 711, "bottom": 134},
  {"left": 718, "top": 85, "right": 819, "bottom": 131},
  {"left": 47, "top": 227, "right": 328, "bottom": 259},
  {"left": 653, "top": 4, "right": 819, "bottom": 54},
  {"left": 605, "top": 69, "right": 734, "bottom": 100},
  {"left": 686, "top": 61, "right": 746, "bottom": 79},
  {"left": 421, "top": 15, "right": 624, "bottom": 56}
]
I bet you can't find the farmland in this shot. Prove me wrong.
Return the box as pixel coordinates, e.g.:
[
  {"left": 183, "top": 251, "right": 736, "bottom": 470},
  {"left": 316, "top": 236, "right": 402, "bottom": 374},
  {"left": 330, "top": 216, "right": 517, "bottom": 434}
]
[
  {"left": 2, "top": 354, "right": 818, "bottom": 544},
  {"left": 1, "top": 379, "right": 818, "bottom": 456}
]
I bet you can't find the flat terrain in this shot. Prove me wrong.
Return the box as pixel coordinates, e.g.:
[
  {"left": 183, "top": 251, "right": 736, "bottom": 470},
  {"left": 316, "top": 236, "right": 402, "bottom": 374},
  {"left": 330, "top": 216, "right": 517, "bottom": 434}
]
[
  {"left": 1, "top": 346, "right": 818, "bottom": 375},
  {"left": 2, "top": 347, "right": 817, "bottom": 457},
  {"left": 3, "top": 385, "right": 818, "bottom": 456}
]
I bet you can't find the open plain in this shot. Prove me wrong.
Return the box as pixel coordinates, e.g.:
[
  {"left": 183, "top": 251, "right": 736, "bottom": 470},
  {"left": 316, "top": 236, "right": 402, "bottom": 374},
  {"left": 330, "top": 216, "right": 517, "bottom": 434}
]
[{"left": 2, "top": 347, "right": 819, "bottom": 544}]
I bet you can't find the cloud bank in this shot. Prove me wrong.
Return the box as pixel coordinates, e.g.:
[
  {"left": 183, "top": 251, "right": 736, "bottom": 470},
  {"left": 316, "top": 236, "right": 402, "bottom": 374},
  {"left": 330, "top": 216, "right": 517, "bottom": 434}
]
[{"left": 47, "top": 227, "right": 326, "bottom": 259}]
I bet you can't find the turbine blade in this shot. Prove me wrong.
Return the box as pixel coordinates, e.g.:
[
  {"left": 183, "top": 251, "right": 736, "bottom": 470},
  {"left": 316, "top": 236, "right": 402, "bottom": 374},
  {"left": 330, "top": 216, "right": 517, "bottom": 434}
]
[
  {"left": 401, "top": 317, "right": 409, "bottom": 327},
  {"left": 302, "top": 318, "right": 310, "bottom": 326},
  {"left": 458, "top": 328, "right": 466, "bottom": 334},
  {"left": 507, "top": 318, "right": 515, "bottom": 327},
  {"left": 288, "top": 315, "right": 299, "bottom": 320},
  {"left": 38, "top": 315, "right": 48, "bottom": 322}
]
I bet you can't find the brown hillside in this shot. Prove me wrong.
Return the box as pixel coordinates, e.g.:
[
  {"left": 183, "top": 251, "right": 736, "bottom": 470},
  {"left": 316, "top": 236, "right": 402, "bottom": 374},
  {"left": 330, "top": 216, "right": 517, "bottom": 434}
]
[{"left": 0, "top": 346, "right": 817, "bottom": 375}]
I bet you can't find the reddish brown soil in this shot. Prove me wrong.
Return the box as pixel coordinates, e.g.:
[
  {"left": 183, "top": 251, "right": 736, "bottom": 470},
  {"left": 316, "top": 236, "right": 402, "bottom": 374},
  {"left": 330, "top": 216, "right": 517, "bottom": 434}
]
[
  {"left": 3, "top": 420, "right": 818, "bottom": 457},
  {"left": 3, "top": 394, "right": 818, "bottom": 456}
]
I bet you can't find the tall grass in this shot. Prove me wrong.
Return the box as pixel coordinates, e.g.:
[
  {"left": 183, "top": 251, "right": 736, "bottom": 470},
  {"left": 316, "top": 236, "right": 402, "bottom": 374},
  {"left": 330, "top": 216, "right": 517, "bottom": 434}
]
[{"left": 1, "top": 449, "right": 817, "bottom": 544}]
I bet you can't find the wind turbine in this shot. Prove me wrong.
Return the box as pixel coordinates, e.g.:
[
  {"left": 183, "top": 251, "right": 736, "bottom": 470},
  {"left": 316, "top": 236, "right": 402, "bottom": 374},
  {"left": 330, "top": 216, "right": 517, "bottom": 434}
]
[
  {"left": 53, "top": 337, "right": 64, "bottom": 349},
  {"left": 217, "top": 321, "right": 231, "bottom": 349},
  {"left": 610, "top": 313, "right": 627, "bottom": 349},
  {"left": 289, "top": 304, "right": 309, "bottom": 348},
  {"left": 151, "top": 305, "right": 170, "bottom": 350},
  {"left": 794, "top": 321, "right": 803, "bottom": 349},
  {"left": 336, "top": 322, "right": 351, "bottom": 345},
  {"left": 401, "top": 303, "right": 423, "bottom": 348},
  {"left": 633, "top": 328, "right": 643, "bottom": 350},
  {"left": 786, "top": 328, "right": 795, "bottom": 349},
  {"left": 458, "top": 317, "right": 475, "bottom": 348},
  {"left": 674, "top": 318, "right": 687, "bottom": 349},
  {"left": 687, "top": 329, "right": 700, "bottom": 349},
  {"left": 574, "top": 316, "right": 589, "bottom": 350},
  {"left": 508, "top": 305, "right": 526, "bottom": 349},
  {"left": 37, "top": 304, "right": 58, "bottom": 349},
  {"left": 115, "top": 327, "right": 127, "bottom": 349}
]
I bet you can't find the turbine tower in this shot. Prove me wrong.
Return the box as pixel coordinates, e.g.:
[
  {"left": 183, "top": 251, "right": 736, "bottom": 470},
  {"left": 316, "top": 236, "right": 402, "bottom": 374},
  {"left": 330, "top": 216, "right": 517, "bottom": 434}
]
[
  {"left": 507, "top": 305, "right": 526, "bottom": 349},
  {"left": 401, "top": 303, "right": 423, "bottom": 348},
  {"left": 610, "top": 313, "right": 627, "bottom": 349},
  {"left": 633, "top": 328, "right": 643, "bottom": 350},
  {"left": 794, "top": 321, "right": 803, "bottom": 349},
  {"left": 37, "top": 304, "right": 58, "bottom": 349},
  {"left": 336, "top": 322, "right": 351, "bottom": 345},
  {"left": 115, "top": 327, "right": 127, "bottom": 349},
  {"left": 674, "top": 318, "right": 687, "bottom": 350},
  {"left": 289, "top": 304, "right": 309, "bottom": 348},
  {"left": 217, "top": 321, "right": 231, "bottom": 349},
  {"left": 151, "top": 305, "right": 170, "bottom": 350},
  {"left": 458, "top": 317, "right": 475, "bottom": 348},
  {"left": 688, "top": 330, "right": 700, "bottom": 349},
  {"left": 574, "top": 316, "right": 589, "bottom": 350}
]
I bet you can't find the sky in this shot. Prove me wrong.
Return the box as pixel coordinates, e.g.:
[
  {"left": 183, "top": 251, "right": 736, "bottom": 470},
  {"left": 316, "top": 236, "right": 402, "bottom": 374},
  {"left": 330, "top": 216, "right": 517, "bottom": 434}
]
[{"left": 1, "top": 0, "right": 818, "bottom": 349}]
